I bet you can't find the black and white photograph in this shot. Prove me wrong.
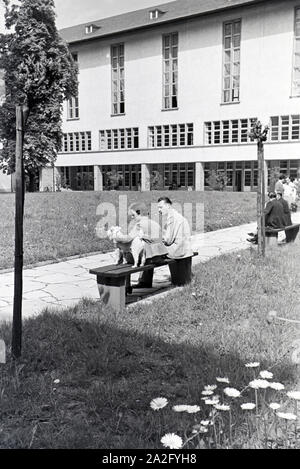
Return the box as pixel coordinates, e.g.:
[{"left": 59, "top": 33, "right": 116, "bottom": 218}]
[{"left": 0, "top": 0, "right": 300, "bottom": 455}]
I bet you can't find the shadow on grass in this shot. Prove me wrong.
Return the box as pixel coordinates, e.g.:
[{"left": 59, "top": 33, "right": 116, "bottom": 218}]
[{"left": 0, "top": 298, "right": 298, "bottom": 449}]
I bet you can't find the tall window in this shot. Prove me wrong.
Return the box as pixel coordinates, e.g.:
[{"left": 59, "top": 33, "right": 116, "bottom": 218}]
[
  {"left": 111, "top": 44, "right": 125, "bottom": 115},
  {"left": 67, "top": 96, "right": 79, "bottom": 119},
  {"left": 163, "top": 33, "right": 178, "bottom": 109},
  {"left": 67, "top": 53, "right": 79, "bottom": 119},
  {"left": 292, "top": 7, "right": 300, "bottom": 96},
  {"left": 223, "top": 20, "right": 241, "bottom": 103}
]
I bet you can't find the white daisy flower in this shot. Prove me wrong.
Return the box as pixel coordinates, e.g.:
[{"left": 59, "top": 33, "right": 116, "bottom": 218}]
[
  {"left": 216, "top": 377, "right": 230, "bottom": 384},
  {"left": 245, "top": 362, "right": 260, "bottom": 368},
  {"left": 241, "top": 403, "right": 256, "bottom": 410},
  {"left": 186, "top": 405, "right": 201, "bottom": 414},
  {"left": 161, "top": 433, "right": 183, "bottom": 449},
  {"left": 215, "top": 404, "right": 230, "bottom": 411},
  {"left": 259, "top": 371, "right": 273, "bottom": 380},
  {"left": 205, "top": 397, "right": 220, "bottom": 406},
  {"left": 269, "top": 403, "right": 281, "bottom": 410},
  {"left": 200, "top": 420, "right": 211, "bottom": 426},
  {"left": 150, "top": 397, "right": 168, "bottom": 411},
  {"left": 172, "top": 405, "right": 189, "bottom": 412},
  {"left": 204, "top": 385, "right": 217, "bottom": 391},
  {"left": 249, "top": 379, "right": 270, "bottom": 389},
  {"left": 198, "top": 426, "right": 208, "bottom": 433},
  {"left": 287, "top": 391, "right": 300, "bottom": 401},
  {"left": 276, "top": 412, "right": 297, "bottom": 421},
  {"left": 268, "top": 382, "right": 285, "bottom": 391},
  {"left": 224, "top": 387, "right": 241, "bottom": 398},
  {"left": 53, "top": 379, "right": 60, "bottom": 384}
]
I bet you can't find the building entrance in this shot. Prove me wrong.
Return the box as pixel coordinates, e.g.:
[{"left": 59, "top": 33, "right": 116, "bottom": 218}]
[{"left": 235, "top": 170, "right": 242, "bottom": 192}]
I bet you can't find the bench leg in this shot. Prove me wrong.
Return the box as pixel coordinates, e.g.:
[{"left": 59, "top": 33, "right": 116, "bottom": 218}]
[
  {"left": 97, "top": 276, "right": 126, "bottom": 312},
  {"left": 286, "top": 226, "right": 299, "bottom": 243},
  {"left": 265, "top": 235, "right": 278, "bottom": 247},
  {"left": 169, "top": 257, "right": 192, "bottom": 286}
]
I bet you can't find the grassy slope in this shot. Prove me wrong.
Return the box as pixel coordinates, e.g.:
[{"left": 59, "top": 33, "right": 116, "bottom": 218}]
[
  {"left": 0, "top": 191, "right": 256, "bottom": 269},
  {"left": 0, "top": 240, "right": 299, "bottom": 449}
]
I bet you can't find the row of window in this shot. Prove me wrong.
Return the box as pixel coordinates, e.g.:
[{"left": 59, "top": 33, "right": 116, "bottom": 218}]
[
  {"left": 63, "top": 124, "right": 194, "bottom": 152},
  {"left": 66, "top": 7, "right": 300, "bottom": 121},
  {"left": 204, "top": 118, "right": 257, "bottom": 145},
  {"left": 62, "top": 114, "right": 300, "bottom": 152},
  {"left": 204, "top": 160, "right": 300, "bottom": 187},
  {"left": 102, "top": 163, "right": 195, "bottom": 188},
  {"left": 63, "top": 131, "right": 92, "bottom": 152},
  {"left": 59, "top": 160, "right": 300, "bottom": 191},
  {"left": 99, "top": 128, "right": 139, "bottom": 150}
]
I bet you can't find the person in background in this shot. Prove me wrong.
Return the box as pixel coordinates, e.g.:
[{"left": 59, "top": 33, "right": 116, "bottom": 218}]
[
  {"left": 247, "top": 192, "right": 287, "bottom": 244},
  {"left": 274, "top": 174, "right": 285, "bottom": 194},
  {"left": 276, "top": 191, "right": 292, "bottom": 226},
  {"left": 264, "top": 191, "right": 286, "bottom": 229},
  {"left": 283, "top": 176, "right": 295, "bottom": 209}
]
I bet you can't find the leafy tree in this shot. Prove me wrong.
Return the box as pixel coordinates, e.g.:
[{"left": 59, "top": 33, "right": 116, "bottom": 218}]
[{"left": 0, "top": 0, "right": 77, "bottom": 189}]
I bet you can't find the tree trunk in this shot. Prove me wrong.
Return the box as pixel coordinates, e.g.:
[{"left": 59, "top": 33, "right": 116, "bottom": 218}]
[
  {"left": 28, "top": 172, "right": 36, "bottom": 192},
  {"left": 257, "top": 140, "right": 265, "bottom": 257}
]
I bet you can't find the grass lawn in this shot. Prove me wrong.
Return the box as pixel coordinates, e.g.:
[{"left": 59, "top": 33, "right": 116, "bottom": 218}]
[
  {"left": 0, "top": 239, "right": 299, "bottom": 449},
  {"left": 0, "top": 190, "right": 256, "bottom": 270}
]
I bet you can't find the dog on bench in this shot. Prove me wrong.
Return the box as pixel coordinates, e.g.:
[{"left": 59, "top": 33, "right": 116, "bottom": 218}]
[{"left": 107, "top": 225, "right": 146, "bottom": 268}]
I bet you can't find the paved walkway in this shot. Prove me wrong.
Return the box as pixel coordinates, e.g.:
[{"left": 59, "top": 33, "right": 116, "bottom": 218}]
[{"left": 1, "top": 212, "right": 300, "bottom": 323}]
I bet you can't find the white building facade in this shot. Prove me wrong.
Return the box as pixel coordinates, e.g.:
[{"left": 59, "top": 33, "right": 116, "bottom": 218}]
[{"left": 41, "top": 0, "right": 300, "bottom": 192}]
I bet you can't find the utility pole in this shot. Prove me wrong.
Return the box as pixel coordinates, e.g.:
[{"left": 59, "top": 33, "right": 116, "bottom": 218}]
[
  {"left": 12, "top": 104, "right": 29, "bottom": 359},
  {"left": 249, "top": 120, "right": 269, "bottom": 257}
]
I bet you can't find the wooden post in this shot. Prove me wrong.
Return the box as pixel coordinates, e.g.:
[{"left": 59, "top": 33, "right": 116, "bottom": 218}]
[
  {"left": 249, "top": 120, "right": 269, "bottom": 258},
  {"left": 12, "top": 105, "right": 29, "bottom": 359},
  {"left": 257, "top": 140, "right": 265, "bottom": 256}
]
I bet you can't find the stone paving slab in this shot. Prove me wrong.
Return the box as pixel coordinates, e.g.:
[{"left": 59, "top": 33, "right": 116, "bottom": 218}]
[{"left": 1, "top": 213, "right": 299, "bottom": 323}]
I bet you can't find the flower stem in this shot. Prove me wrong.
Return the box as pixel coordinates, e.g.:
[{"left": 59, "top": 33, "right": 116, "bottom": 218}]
[
  {"left": 229, "top": 409, "right": 233, "bottom": 447},
  {"left": 285, "top": 421, "right": 288, "bottom": 449},
  {"left": 295, "top": 401, "right": 298, "bottom": 446},
  {"left": 254, "top": 389, "right": 259, "bottom": 436}
]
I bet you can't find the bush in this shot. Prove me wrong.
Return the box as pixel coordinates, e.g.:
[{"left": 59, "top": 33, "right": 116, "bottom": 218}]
[
  {"left": 150, "top": 170, "right": 164, "bottom": 190},
  {"left": 104, "top": 169, "right": 123, "bottom": 190},
  {"left": 206, "top": 170, "right": 228, "bottom": 191}
]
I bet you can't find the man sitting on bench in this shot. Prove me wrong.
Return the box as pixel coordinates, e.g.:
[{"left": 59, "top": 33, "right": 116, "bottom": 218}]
[
  {"left": 158, "top": 197, "right": 193, "bottom": 259},
  {"left": 247, "top": 192, "right": 287, "bottom": 244},
  {"left": 276, "top": 190, "right": 292, "bottom": 226}
]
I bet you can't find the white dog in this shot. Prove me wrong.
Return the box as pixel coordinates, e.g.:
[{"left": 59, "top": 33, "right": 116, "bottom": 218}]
[{"left": 107, "top": 225, "right": 146, "bottom": 268}]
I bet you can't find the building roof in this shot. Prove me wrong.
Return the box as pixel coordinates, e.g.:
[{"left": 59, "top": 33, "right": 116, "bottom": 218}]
[{"left": 59, "top": 0, "right": 270, "bottom": 45}]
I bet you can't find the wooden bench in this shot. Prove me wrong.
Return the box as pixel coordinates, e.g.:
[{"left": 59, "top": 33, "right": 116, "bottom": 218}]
[
  {"left": 265, "top": 223, "right": 300, "bottom": 246},
  {"left": 90, "top": 252, "right": 198, "bottom": 312}
]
